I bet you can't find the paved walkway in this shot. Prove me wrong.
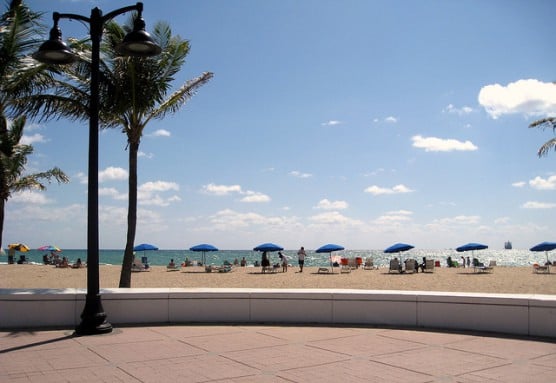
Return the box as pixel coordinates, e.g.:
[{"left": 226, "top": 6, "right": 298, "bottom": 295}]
[{"left": 1, "top": 325, "right": 555, "bottom": 382}]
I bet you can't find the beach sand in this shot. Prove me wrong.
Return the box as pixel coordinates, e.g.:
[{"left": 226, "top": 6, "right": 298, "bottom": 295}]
[{"left": 1, "top": 264, "right": 555, "bottom": 294}]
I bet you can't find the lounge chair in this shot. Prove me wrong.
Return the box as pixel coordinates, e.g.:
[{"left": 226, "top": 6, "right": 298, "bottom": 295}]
[
  {"left": 205, "top": 264, "right": 233, "bottom": 273},
  {"left": 131, "top": 259, "right": 149, "bottom": 272},
  {"left": 363, "top": 257, "right": 376, "bottom": 270},
  {"left": 318, "top": 267, "right": 330, "bottom": 274},
  {"left": 423, "top": 259, "right": 435, "bottom": 273},
  {"left": 472, "top": 258, "right": 493, "bottom": 273},
  {"left": 404, "top": 259, "right": 416, "bottom": 274},
  {"left": 389, "top": 259, "right": 401, "bottom": 273},
  {"left": 533, "top": 263, "right": 550, "bottom": 274}
]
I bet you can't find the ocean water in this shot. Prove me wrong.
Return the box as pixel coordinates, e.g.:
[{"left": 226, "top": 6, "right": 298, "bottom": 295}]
[{"left": 2, "top": 248, "right": 553, "bottom": 268}]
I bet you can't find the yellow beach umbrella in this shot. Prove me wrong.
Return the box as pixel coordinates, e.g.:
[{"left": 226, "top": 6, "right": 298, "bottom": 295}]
[{"left": 8, "top": 243, "right": 30, "bottom": 252}]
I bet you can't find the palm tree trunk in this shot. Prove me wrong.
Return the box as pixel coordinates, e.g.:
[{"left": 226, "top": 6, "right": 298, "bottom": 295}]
[
  {"left": 119, "top": 141, "right": 139, "bottom": 287},
  {"left": 0, "top": 198, "right": 5, "bottom": 250}
]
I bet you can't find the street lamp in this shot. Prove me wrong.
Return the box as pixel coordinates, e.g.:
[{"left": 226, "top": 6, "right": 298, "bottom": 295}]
[{"left": 33, "top": 2, "right": 161, "bottom": 336}]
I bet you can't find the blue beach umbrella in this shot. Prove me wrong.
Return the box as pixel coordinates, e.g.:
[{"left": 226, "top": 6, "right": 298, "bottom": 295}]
[
  {"left": 455, "top": 243, "right": 488, "bottom": 266},
  {"left": 253, "top": 243, "right": 284, "bottom": 252},
  {"left": 530, "top": 241, "right": 556, "bottom": 264},
  {"left": 456, "top": 243, "right": 488, "bottom": 252},
  {"left": 316, "top": 243, "right": 345, "bottom": 273},
  {"left": 189, "top": 243, "right": 219, "bottom": 265},
  {"left": 133, "top": 243, "right": 158, "bottom": 252},
  {"left": 133, "top": 243, "right": 158, "bottom": 263},
  {"left": 384, "top": 243, "right": 414, "bottom": 254},
  {"left": 384, "top": 243, "right": 414, "bottom": 266}
]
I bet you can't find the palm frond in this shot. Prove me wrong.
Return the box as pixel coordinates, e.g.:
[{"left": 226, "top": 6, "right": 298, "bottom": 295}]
[
  {"left": 149, "top": 71, "right": 214, "bottom": 122},
  {"left": 529, "top": 117, "right": 556, "bottom": 130},
  {"left": 537, "top": 138, "right": 556, "bottom": 157}
]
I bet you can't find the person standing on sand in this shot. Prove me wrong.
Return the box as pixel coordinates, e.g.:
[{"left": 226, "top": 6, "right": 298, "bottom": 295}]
[{"left": 297, "top": 246, "right": 306, "bottom": 272}]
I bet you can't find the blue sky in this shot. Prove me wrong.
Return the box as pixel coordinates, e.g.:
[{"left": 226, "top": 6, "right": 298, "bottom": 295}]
[{"left": 7, "top": 0, "right": 556, "bottom": 250}]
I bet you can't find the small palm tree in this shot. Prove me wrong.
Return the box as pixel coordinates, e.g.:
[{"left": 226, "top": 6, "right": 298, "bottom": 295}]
[
  {"left": 0, "top": 0, "right": 69, "bottom": 249},
  {"left": 0, "top": 114, "right": 69, "bottom": 249},
  {"left": 529, "top": 117, "right": 556, "bottom": 157}
]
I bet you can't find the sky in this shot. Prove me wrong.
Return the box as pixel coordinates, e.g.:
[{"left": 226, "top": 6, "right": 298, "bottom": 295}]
[{"left": 7, "top": 0, "right": 556, "bottom": 250}]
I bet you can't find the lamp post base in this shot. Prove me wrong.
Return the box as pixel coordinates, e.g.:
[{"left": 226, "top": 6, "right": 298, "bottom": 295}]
[{"left": 74, "top": 294, "right": 113, "bottom": 336}]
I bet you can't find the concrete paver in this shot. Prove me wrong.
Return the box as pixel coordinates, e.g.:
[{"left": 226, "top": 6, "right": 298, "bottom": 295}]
[{"left": 0, "top": 325, "right": 555, "bottom": 382}]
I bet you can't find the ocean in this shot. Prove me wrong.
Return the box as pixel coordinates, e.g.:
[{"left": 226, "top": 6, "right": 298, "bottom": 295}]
[{"left": 2, "top": 248, "right": 552, "bottom": 268}]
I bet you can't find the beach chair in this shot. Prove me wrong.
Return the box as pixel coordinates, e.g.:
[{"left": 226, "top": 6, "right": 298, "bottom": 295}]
[
  {"left": 389, "top": 259, "right": 401, "bottom": 273},
  {"left": 404, "top": 259, "right": 416, "bottom": 274},
  {"left": 533, "top": 264, "right": 550, "bottom": 274},
  {"left": 423, "top": 259, "right": 435, "bottom": 273},
  {"left": 131, "top": 262, "right": 147, "bottom": 272},
  {"left": 472, "top": 258, "right": 493, "bottom": 273},
  {"left": 363, "top": 257, "right": 376, "bottom": 270},
  {"left": 341, "top": 263, "right": 351, "bottom": 273}
]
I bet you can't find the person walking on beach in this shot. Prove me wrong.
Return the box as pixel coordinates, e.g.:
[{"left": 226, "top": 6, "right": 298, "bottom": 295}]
[{"left": 297, "top": 246, "right": 306, "bottom": 272}]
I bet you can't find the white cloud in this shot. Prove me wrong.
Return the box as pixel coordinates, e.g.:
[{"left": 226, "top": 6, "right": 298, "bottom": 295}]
[
  {"left": 443, "top": 104, "right": 473, "bottom": 115},
  {"left": 478, "top": 79, "right": 556, "bottom": 119},
  {"left": 384, "top": 116, "right": 398, "bottom": 123},
  {"left": 202, "top": 183, "right": 242, "bottom": 196},
  {"left": 201, "top": 183, "right": 269, "bottom": 203},
  {"left": 494, "top": 217, "right": 510, "bottom": 225},
  {"left": 139, "top": 181, "right": 179, "bottom": 193},
  {"left": 374, "top": 210, "right": 413, "bottom": 224},
  {"left": 20, "top": 133, "right": 47, "bottom": 145},
  {"left": 512, "top": 181, "right": 526, "bottom": 188},
  {"left": 10, "top": 191, "right": 51, "bottom": 204},
  {"left": 138, "top": 151, "right": 154, "bottom": 159},
  {"left": 289, "top": 170, "right": 313, "bottom": 178},
  {"left": 315, "top": 199, "right": 348, "bottom": 210},
  {"left": 208, "top": 209, "right": 292, "bottom": 230},
  {"left": 522, "top": 201, "right": 556, "bottom": 209},
  {"left": 99, "top": 187, "right": 127, "bottom": 200},
  {"left": 140, "top": 194, "right": 181, "bottom": 207},
  {"left": 136, "top": 181, "right": 180, "bottom": 207},
  {"left": 149, "top": 129, "right": 171, "bottom": 137},
  {"left": 373, "top": 116, "right": 399, "bottom": 124},
  {"left": 240, "top": 191, "right": 271, "bottom": 203},
  {"left": 321, "top": 120, "right": 342, "bottom": 126},
  {"left": 529, "top": 175, "right": 556, "bottom": 190},
  {"left": 364, "top": 184, "right": 414, "bottom": 195},
  {"left": 411, "top": 135, "right": 478, "bottom": 152},
  {"left": 76, "top": 172, "right": 87, "bottom": 184},
  {"left": 98, "top": 166, "right": 128, "bottom": 182},
  {"left": 309, "top": 211, "right": 362, "bottom": 226},
  {"left": 441, "top": 215, "right": 481, "bottom": 225}
]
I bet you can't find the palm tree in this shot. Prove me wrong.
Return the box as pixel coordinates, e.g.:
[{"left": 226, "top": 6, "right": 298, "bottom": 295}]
[
  {"left": 0, "top": 0, "right": 69, "bottom": 249},
  {"left": 103, "top": 20, "right": 213, "bottom": 287},
  {"left": 0, "top": 115, "right": 69, "bottom": 249},
  {"left": 24, "top": 16, "right": 213, "bottom": 286},
  {"left": 529, "top": 117, "right": 556, "bottom": 157}
]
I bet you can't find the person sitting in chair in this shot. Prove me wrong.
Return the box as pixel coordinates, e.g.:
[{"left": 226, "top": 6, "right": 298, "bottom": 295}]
[{"left": 261, "top": 251, "right": 270, "bottom": 273}]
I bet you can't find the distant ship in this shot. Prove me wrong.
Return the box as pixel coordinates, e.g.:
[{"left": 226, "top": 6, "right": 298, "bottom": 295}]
[{"left": 504, "top": 241, "right": 512, "bottom": 250}]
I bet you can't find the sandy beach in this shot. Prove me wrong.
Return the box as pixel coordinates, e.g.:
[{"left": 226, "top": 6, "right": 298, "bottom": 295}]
[{"left": 1, "top": 264, "right": 555, "bottom": 294}]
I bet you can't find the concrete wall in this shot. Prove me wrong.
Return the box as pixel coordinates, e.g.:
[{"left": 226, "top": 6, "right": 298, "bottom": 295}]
[{"left": 1, "top": 288, "right": 555, "bottom": 338}]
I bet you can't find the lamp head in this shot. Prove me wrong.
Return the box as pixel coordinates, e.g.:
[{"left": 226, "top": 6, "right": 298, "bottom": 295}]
[
  {"left": 32, "top": 17, "right": 76, "bottom": 64},
  {"left": 116, "top": 15, "right": 161, "bottom": 57}
]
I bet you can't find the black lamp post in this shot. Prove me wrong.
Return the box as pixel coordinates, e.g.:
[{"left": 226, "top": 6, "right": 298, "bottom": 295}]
[{"left": 33, "top": 2, "right": 161, "bottom": 336}]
